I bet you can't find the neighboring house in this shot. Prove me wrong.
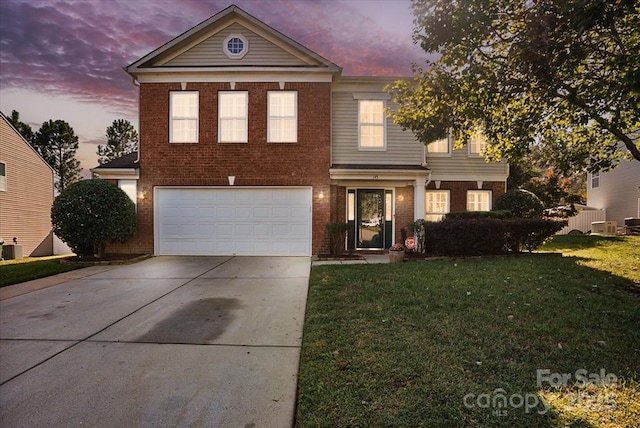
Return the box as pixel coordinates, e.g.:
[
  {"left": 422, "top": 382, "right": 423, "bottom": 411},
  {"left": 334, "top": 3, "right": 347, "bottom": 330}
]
[
  {"left": 95, "top": 4, "right": 508, "bottom": 256},
  {"left": 0, "top": 111, "right": 55, "bottom": 257},
  {"left": 587, "top": 159, "right": 640, "bottom": 228}
]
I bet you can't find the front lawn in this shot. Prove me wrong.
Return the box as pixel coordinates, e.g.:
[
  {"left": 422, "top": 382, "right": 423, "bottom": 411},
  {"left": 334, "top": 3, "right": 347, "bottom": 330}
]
[
  {"left": 0, "top": 256, "right": 81, "bottom": 288},
  {"left": 296, "top": 235, "right": 640, "bottom": 427}
]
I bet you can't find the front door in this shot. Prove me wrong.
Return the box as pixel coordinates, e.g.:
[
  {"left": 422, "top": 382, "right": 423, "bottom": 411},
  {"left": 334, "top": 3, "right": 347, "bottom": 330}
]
[{"left": 357, "top": 189, "right": 385, "bottom": 249}]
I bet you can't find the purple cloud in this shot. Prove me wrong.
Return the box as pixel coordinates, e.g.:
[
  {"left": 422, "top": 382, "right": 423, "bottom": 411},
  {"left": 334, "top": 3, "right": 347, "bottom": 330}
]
[{"left": 0, "top": 0, "right": 423, "bottom": 116}]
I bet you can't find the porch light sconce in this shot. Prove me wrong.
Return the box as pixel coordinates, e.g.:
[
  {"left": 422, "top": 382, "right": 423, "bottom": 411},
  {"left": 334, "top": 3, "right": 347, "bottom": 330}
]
[
  {"left": 318, "top": 190, "right": 325, "bottom": 200},
  {"left": 228, "top": 176, "right": 236, "bottom": 186},
  {"left": 138, "top": 190, "right": 147, "bottom": 200},
  {"left": 398, "top": 195, "right": 404, "bottom": 202}
]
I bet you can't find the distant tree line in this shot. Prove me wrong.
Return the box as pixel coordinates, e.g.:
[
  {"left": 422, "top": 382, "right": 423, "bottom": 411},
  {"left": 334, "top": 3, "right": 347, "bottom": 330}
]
[{"left": 8, "top": 110, "right": 137, "bottom": 192}]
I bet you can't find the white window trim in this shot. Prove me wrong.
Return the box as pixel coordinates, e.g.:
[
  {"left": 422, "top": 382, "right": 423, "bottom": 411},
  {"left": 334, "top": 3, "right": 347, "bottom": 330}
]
[
  {"left": 169, "top": 91, "right": 199, "bottom": 143},
  {"left": 468, "top": 135, "right": 488, "bottom": 157},
  {"left": 427, "top": 135, "right": 451, "bottom": 157},
  {"left": 267, "top": 91, "right": 297, "bottom": 143},
  {"left": 0, "top": 161, "right": 6, "bottom": 192},
  {"left": 591, "top": 172, "right": 600, "bottom": 189},
  {"left": 358, "top": 100, "right": 386, "bottom": 151},
  {"left": 223, "top": 34, "right": 249, "bottom": 59},
  {"left": 425, "top": 190, "right": 450, "bottom": 221},
  {"left": 467, "top": 190, "right": 492, "bottom": 211},
  {"left": 218, "top": 91, "right": 248, "bottom": 143}
]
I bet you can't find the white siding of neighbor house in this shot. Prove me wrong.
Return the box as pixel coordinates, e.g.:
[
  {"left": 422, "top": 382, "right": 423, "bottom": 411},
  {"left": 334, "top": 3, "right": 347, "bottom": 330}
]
[
  {"left": 331, "top": 89, "right": 425, "bottom": 166},
  {"left": 587, "top": 159, "right": 640, "bottom": 226},
  {"left": 163, "top": 22, "right": 311, "bottom": 67}
]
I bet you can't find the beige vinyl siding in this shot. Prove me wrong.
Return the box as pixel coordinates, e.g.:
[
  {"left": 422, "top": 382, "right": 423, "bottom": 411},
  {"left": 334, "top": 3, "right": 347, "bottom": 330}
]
[
  {"left": 427, "top": 147, "right": 509, "bottom": 182},
  {"left": 164, "top": 22, "right": 310, "bottom": 67},
  {"left": 332, "top": 91, "right": 424, "bottom": 165},
  {"left": 587, "top": 159, "right": 640, "bottom": 225},
  {"left": 0, "top": 117, "right": 54, "bottom": 257}
]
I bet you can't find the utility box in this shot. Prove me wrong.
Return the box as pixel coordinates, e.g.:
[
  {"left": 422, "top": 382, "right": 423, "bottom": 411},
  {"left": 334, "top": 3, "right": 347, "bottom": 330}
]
[
  {"left": 3, "top": 244, "right": 23, "bottom": 260},
  {"left": 591, "top": 221, "right": 617, "bottom": 235}
]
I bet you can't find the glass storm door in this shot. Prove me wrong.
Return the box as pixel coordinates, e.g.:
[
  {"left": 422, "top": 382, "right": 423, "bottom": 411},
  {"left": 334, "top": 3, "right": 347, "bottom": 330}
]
[{"left": 357, "top": 189, "right": 385, "bottom": 249}]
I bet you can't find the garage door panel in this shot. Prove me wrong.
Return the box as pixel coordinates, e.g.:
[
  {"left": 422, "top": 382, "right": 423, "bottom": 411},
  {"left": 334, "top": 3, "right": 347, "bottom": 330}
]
[{"left": 156, "top": 188, "right": 311, "bottom": 256}]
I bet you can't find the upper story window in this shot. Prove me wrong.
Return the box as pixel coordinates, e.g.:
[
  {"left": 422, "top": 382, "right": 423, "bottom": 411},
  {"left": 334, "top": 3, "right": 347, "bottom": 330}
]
[
  {"left": 468, "top": 133, "right": 488, "bottom": 156},
  {"left": 170, "top": 91, "right": 198, "bottom": 143},
  {"left": 591, "top": 172, "right": 600, "bottom": 188},
  {"left": 0, "top": 161, "right": 6, "bottom": 192},
  {"left": 358, "top": 100, "right": 386, "bottom": 150},
  {"left": 427, "top": 135, "right": 451, "bottom": 156},
  {"left": 223, "top": 34, "right": 248, "bottom": 59},
  {"left": 268, "top": 91, "right": 297, "bottom": 143},
  {"left": 219, "top": 91, "right": 248, "bottom": 143},
  {"left": 467, "top": 190, "right": 492, "bottom": 211},
  {"left": 425, "top": 190, "right": 449, "bottom": 221}
]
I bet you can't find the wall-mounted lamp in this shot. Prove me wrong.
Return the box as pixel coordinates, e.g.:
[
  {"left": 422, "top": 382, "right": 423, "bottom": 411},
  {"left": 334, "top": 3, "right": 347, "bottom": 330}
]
[
  {"left": 138, "top": 190, "right": 147, "bottom": 201},
  {"left": 318, "top": 190, "right": 325, "bottom": 200},
  {"left": 398, "top": 195, "right": 405, "bottom": 202}
]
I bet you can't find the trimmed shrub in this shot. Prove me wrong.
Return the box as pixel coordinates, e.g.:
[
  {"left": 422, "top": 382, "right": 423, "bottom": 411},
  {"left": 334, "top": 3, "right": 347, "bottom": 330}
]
[
  {"left": 494, "top": 189, "right": 544, "bottom": 218},
  {"left": 326, "top": 222, "right": 350, "bottom": 255},
  {"left": 419, "top": 217, "right": 567, "bottom": 256},
  {"left": 51, "top": 179, "right": 136, "bottom": 258},
  {"left": 445, "top": 210, "right": 512, "bottom": 220}
]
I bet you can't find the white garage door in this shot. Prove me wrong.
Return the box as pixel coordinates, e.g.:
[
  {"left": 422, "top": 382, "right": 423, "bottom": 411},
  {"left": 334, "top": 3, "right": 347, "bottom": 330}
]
[{"left": 155, "top": 187, "right": 312, "bottom": 256}]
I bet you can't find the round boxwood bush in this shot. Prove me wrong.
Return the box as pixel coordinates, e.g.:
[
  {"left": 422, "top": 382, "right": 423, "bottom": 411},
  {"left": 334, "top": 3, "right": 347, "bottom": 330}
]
[
  {"left": 51, "top": 179, "right": 136, "bottom": 258},
  {"left": 494, "top": 189, "right": 544, "bottom": 218}
]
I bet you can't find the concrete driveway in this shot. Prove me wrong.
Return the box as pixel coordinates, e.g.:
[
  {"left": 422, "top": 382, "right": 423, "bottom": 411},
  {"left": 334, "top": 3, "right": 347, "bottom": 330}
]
[{"left": 0, "top": 256, "right": 310, "bottom": 427}]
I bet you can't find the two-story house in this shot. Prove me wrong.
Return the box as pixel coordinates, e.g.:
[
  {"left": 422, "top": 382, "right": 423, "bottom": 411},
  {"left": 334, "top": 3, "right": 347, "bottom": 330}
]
[
  {"left": 0, "top": 111, "right": 55, "bottom": 257},
  {"left": 94, "top": 4, "right": 508, "bottom": 257}
]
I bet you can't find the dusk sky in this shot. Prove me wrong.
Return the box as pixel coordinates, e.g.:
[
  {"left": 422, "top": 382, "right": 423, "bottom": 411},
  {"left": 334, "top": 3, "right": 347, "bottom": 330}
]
[{"left": 0, "top": 0, "right": 426, "bottom": 176}]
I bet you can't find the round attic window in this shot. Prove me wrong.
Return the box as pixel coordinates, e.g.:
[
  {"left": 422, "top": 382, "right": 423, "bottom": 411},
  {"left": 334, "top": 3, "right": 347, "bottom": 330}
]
[{"left": 223, "top": 34, "right": 248, "bottom": 59}]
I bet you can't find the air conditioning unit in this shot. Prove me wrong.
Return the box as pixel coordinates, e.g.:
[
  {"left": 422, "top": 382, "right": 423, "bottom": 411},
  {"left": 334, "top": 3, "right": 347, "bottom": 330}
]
[
  {"left": 591, "top": 221, "right": 617, "bottom": 235},
  {"left": 2, "top": 244, "right": 23, "bottom": 260}
]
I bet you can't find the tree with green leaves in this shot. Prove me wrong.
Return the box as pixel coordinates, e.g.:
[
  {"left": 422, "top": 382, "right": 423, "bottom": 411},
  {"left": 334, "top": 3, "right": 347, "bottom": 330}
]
[
  {"left": 7, "top": 110, "right": 34, "bottom": 143},
  {"left": 33, "top": 120, "right": 81, "bottom": 192},
  {"left": 389, "top": 0, "right": 640, "bottom": 175},
  {"left": 97, "top": 119, "right": 138, "bottom": 164}
]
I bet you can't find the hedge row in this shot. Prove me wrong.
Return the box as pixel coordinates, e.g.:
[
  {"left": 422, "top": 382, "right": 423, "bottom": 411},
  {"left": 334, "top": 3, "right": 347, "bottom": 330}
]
[{"left": 416, "top": 217, "right": 567, "bottom": 256}]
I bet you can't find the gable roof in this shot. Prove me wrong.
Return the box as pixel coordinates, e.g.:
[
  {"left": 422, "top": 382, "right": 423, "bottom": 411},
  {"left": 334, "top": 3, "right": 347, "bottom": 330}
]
[
  {"left": 126, "top": 4, "right": 341, "bottom": 76},
  {"left": 0, "top": 110, "right": 54, "bottom": 173}
]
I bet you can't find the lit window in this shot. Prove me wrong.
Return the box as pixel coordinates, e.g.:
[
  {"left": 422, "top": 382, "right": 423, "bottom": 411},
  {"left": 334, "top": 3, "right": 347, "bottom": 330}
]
[
  {"left": 268, "top": 91, "right": 297, "bottom": 143},
  {"left": 223, "top": 34, "right": 248, "bottom": 59},
  {"left": 427, "top": 136, "right": 450, "bottom": 155},
  {"left": 170, "top": 91, "right": 198, "bottom": 143},
  {"left": 468, "top": 130, "right": 488, "bottom": 155},
  {"left": 0, "top": 162, "right": 6, "bottom": 192},
  {"left": 358, "top": 100, "right": 385, "bottom": 149},
  {"left": 591, "top": 172, "right": 600, "bottom": 188},
  {"left": 467, "top": 190, "right": 492, "bottom": 211},
  {"left": 426, "top": 190, "right": 449, "bottom": 221},
  {"left": 219, "top": 91, "right": 248, "bottom": 143}
]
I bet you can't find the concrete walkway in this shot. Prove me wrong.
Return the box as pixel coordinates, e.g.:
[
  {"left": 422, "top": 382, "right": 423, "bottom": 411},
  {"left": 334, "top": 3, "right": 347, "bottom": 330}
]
[
  {"left": 312, "top": 254, "right": 390, "bottom": 266},
  {"left": 0, "top": 256, "right": 310, "bottom": 427}
]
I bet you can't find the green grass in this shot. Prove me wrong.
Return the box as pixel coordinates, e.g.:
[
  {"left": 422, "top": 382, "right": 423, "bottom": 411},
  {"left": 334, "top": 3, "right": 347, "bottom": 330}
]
[
  {"left": 0, "top": 257, "right": 81, "bottom": 288},
  {"left": 296, "top": 235, "right": 640, "bottom": 427}
]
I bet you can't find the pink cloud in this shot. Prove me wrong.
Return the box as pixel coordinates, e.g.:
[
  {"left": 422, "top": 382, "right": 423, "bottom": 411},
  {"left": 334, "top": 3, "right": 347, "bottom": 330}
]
[{"left": 0, "top": 0, "right": 423, "bottom": 117}]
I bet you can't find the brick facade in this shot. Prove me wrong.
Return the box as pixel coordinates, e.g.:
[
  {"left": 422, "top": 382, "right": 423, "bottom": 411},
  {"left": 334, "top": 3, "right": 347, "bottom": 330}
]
[
  {"left": 425, "top": 180, "right": 506, "bottom": 212},
  {"left": 123, "top": 81, "right": 332, "bottom": 255}
]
